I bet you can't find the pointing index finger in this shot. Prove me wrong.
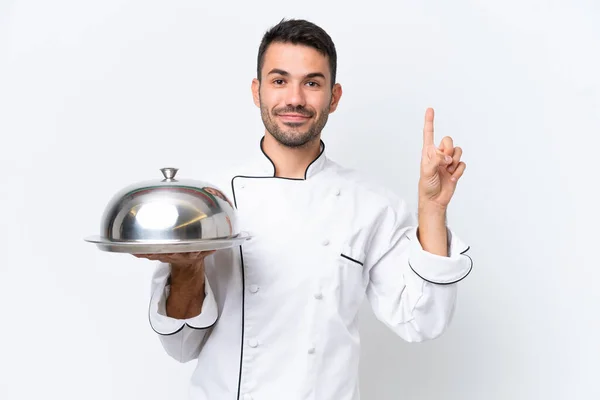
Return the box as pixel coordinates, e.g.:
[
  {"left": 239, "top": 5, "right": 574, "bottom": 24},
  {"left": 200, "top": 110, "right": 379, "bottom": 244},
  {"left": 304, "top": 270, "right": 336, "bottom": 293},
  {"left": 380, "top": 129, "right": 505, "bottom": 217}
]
[{"left": 423, "top": 107, "right": 435, "bottom": 146}]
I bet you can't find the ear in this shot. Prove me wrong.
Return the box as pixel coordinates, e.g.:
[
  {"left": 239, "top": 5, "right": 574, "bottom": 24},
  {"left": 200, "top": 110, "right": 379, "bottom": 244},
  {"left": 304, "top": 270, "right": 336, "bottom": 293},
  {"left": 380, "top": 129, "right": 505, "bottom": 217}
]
[
  {"left": 251, "top": 78, "right": 260, "bottom": 108},
  {"left": 328, "top": 83, "right": 343, "bottom": 114}
]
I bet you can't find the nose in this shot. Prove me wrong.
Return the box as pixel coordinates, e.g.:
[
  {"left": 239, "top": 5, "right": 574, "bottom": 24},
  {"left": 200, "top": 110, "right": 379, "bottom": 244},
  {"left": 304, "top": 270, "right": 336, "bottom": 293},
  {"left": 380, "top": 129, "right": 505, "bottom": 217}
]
[{"left": 284, "top": 83, "right": 306, "bottom": 107}]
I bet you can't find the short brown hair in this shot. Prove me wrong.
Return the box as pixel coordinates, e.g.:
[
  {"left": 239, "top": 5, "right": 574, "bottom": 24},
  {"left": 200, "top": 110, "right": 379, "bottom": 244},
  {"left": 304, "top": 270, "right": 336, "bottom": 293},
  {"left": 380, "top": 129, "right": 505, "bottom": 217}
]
[{"left": 257, "top": 18, "right": 337, "bottom": 87}]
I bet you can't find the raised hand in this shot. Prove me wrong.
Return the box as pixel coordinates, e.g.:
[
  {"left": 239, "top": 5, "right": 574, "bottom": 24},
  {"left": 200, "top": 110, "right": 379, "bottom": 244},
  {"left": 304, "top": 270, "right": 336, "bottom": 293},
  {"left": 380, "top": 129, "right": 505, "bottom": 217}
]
[{"left": 418, "top": 108, "right": 466, "bottom": 209}]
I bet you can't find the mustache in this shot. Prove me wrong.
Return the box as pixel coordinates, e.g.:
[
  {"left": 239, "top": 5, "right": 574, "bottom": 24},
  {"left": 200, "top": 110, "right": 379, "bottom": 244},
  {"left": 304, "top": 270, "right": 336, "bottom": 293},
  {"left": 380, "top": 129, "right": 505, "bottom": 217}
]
[{"left": 274, "top": 106, "right": 313, "bottom": 117}]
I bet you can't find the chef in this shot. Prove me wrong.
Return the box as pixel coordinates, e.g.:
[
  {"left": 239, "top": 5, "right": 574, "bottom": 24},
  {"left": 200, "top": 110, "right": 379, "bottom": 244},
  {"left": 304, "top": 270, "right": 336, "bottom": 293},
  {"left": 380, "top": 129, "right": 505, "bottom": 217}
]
[{"left": 136, "top": 18, "right": 473, "bottom": 400}]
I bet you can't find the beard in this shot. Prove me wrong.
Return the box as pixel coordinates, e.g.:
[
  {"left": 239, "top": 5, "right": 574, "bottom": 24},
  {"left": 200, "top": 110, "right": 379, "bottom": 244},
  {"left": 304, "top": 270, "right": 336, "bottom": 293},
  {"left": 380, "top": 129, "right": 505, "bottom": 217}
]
[{"left": 260, "top": 99, "right": 330, "bottom": 148}]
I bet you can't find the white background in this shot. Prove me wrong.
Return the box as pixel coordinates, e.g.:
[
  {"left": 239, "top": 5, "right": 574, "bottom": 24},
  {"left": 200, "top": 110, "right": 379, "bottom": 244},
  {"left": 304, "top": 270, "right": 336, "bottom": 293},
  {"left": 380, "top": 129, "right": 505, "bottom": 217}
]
[{"left": 1, "top": 1, "right": 598, "bottom": 399}]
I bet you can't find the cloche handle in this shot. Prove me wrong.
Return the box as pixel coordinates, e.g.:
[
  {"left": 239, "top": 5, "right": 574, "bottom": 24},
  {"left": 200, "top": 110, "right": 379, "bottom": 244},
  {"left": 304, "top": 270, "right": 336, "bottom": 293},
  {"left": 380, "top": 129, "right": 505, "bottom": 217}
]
[{"left": 160, "top": 167, "right": 179, "bottom": 181}]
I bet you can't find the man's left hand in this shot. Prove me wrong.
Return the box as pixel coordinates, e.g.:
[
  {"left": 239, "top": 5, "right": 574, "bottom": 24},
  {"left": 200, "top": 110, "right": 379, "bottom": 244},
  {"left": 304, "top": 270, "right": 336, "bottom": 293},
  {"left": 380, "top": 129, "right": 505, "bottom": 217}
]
[{"left": 418, "top": 107, "right": 466, "bottom": 210}]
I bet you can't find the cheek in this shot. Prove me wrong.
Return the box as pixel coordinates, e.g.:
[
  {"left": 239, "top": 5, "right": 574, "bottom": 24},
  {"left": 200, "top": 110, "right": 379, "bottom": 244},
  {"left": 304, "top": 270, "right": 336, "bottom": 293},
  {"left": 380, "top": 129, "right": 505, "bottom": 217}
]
[
  {"left": 309, "top": 93, "right": 331, "bottom": 111},
  {"left": 260, "top": 93, "right": 283, "bottom": 110}
]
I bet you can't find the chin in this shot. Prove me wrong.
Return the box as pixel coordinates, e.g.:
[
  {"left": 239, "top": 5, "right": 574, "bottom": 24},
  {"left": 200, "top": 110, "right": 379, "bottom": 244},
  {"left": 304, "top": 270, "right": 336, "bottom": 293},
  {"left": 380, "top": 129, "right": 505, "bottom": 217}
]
[{"left": 284, "top": 134, "right": 318, "bottom": 148}]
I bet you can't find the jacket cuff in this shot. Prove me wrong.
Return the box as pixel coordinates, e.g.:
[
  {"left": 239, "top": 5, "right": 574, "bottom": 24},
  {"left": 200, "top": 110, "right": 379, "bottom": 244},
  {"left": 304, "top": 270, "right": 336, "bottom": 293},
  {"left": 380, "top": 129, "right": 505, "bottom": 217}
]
[
  {"left": 148, "top": 269, "right": 218, "bottom": 335},
  {"left": 407, "top": 227, "right": 473, "bottom": 285}
]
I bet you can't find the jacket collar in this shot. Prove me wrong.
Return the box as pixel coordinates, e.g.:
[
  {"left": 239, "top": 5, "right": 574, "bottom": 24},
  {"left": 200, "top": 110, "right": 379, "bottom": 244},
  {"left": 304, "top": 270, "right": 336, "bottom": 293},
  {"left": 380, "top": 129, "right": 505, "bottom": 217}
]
[{"left": 253, "top": 136, "right": 327, "bottom": 180}]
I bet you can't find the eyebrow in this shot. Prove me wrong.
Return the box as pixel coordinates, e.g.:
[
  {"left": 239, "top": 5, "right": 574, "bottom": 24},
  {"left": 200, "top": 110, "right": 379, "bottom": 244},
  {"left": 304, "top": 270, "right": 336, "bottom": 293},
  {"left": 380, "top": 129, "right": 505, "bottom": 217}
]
[{"left": 267, "top": 69, "right": 326, "bottom": 80}]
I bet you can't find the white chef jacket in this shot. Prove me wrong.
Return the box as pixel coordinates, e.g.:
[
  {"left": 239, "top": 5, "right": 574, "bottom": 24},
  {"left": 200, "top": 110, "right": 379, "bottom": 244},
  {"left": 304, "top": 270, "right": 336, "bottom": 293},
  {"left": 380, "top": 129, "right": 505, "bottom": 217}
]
[{"left": 148, "top": 138, "right": 473, "bottom": 400}]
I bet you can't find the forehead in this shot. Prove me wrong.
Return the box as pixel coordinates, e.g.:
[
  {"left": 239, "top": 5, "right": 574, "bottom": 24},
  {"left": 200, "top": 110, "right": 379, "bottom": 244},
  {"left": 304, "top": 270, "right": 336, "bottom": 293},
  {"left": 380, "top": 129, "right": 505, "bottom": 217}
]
[{"left": 262, "top": 42, "right": 330, "bottom": 78}]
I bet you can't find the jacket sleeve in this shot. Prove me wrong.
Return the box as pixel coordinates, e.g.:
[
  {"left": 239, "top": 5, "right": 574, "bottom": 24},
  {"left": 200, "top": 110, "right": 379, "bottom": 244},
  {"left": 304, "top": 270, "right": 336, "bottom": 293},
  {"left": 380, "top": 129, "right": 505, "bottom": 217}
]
[
  {"left": 365, "top": 199, "right": 473, "bottom": 342},
  {"left": 148, "top": 262, "right": 219, "bottom": 363}
]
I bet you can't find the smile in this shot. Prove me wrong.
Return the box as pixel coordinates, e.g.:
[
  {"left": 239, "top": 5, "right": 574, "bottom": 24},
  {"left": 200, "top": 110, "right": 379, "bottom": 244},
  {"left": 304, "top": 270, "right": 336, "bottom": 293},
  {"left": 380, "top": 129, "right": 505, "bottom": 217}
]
[{"left": 277, "top": 114, "right": 311, "bottom": 122}]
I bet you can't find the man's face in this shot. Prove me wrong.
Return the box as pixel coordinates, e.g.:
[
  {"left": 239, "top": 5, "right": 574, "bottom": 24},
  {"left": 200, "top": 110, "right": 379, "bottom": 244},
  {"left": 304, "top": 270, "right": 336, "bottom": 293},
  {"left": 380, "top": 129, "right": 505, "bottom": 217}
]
[{"left": 252, "top": 42, "right": 342, "bottom": 148}]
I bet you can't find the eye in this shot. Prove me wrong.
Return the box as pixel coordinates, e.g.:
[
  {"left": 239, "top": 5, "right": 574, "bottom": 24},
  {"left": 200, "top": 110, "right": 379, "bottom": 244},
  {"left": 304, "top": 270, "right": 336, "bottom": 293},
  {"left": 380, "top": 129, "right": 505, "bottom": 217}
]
[
  {"left": 273, "top": 79, "right": 285, "bottom": 85},
  {"left": 306, "top": 81, "right": 320, "bottom": 87}
]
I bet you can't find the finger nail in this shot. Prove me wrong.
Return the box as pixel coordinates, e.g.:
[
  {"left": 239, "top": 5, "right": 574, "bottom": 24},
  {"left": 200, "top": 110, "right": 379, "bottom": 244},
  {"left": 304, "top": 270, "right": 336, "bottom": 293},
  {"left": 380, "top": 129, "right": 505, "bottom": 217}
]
[{"left": 445, "top": 156, "right": 452, "bottom": 163}]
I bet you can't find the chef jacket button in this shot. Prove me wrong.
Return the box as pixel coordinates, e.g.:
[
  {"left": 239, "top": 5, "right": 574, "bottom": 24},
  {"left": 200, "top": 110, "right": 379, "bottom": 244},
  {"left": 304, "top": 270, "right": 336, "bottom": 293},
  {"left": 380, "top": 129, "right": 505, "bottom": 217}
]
[
  {"left": 314, "top": 292, "right": 323, "bottom": 300},
  {"left": 249, "top": 285, "right": 259, "bottom": 293},
  {"left": 308, "top": 346, "right": 316, "bottom": 354},
  {"left": 334, "top": 188, "right": 341, "bottom": 196},
  {"left": 322, "top": 239, "right": 329, "bottom": 246},
  {"left": 248, "top": 338, "right": 259, "bottom": 348}
]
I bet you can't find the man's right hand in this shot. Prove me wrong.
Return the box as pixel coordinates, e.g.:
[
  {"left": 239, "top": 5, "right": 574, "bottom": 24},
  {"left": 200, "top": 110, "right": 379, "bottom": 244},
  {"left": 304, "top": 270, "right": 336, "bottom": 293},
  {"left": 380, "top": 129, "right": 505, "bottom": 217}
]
[
  {"left": 134, "top": 251, "right": 216, "bottom": 272},
  {"left": 135, "top": 251, "right": 216, "bottom": 319}
]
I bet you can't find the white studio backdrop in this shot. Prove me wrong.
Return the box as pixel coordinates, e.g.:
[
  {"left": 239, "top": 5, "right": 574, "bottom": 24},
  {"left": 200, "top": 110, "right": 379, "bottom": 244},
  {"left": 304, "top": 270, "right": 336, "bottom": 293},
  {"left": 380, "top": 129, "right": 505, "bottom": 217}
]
[{"left": 1, "top": 1, "right": 598, "bottom": 399}]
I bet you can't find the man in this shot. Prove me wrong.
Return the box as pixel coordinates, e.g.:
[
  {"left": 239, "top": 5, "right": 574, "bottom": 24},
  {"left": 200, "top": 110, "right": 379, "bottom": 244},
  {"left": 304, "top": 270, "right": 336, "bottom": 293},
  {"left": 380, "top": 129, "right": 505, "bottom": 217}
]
[{"left": 137, "top": 18, "right": 472, "bottom": 400}]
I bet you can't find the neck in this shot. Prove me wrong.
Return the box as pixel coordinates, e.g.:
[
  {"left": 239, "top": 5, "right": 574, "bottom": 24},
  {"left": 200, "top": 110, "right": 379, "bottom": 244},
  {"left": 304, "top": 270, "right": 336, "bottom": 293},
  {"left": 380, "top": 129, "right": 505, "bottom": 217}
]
[{"left": 262, "top": 132, "right": 322, "bottom": 179}]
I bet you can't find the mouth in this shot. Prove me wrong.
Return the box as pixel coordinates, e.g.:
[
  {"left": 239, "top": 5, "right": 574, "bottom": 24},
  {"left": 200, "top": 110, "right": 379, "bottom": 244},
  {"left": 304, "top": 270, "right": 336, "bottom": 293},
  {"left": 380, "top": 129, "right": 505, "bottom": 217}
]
[{"left": 277, "top": 113, "right": 311, "bottom": 123}]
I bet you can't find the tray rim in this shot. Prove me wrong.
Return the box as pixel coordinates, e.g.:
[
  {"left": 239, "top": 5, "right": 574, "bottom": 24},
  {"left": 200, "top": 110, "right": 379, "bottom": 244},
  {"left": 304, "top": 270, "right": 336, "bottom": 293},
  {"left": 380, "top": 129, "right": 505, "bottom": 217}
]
[{"left": 84, "top": 232, "right": 251, "bottom": 254}]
